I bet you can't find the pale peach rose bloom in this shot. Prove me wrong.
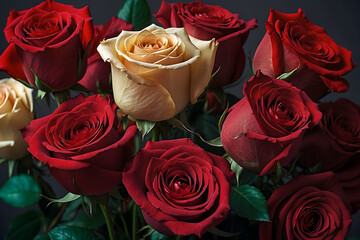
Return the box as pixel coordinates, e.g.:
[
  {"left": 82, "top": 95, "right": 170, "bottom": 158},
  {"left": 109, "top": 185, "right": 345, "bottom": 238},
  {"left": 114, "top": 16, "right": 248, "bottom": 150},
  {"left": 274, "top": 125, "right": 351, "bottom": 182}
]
[
  {"left": 0, "top": 78, "right": 33, "bottom": 160},
  {"left": 97, "top": 24, "right": 218, "bottom": 121}
]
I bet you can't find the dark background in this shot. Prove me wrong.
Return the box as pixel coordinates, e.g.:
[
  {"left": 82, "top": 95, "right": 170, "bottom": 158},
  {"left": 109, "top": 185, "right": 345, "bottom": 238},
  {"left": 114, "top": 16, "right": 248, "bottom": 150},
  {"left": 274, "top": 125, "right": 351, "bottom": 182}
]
[{"left": 0, "top": 0, "right": 359, "bottom": 238}]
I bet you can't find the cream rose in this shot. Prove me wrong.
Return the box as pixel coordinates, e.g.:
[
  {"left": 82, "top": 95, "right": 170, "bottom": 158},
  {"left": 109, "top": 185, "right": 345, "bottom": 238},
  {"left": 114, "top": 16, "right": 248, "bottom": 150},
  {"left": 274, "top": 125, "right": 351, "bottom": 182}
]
[
  {"left": 0, "top": 78, "right": 33, "bottom": 160},
  {"left": 97, "top": 24, "right": 218, "bottom": 121}
]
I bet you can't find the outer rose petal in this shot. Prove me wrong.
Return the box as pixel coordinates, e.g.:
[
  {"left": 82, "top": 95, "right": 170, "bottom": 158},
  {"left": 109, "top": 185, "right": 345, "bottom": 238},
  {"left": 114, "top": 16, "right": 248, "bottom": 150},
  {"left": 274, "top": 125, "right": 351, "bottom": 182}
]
[
  {"left": 221, "top": 72, "right": 321, "bottom": 175},
  {"left": 21, "top": 94, "right": 137, "bottom": 195},
  {"left": 122, "top": 139, "right": 233, "bottom": 237},
  {"left": 0, "top": 78, "right": 33, "bottom": 160},
  {"left": 188, "top": 36, "right": 218, "bottom": 104},
  {"left": 98, "top": 24, "right": 218, "bottom": 121},
  {"left": 98, "top": 38, "right": 176, "bottom": 121},
  {"left": 2, "top": 0, "right": 94, "bottom": 91},
  {"left": 221, "top": 97, "right": 303, "bottom": 175},
  {"left": 259, "top": 172, "right": 352, "bottom": 240},
  {"left": 0, "top": 43, "right": 27, "bottom": 81},
  {"left": 155, "top": 1, "right": 257, "bottom": 87},
  {"left": 253, "top": 8, "right": 354, "bottom": 97}
]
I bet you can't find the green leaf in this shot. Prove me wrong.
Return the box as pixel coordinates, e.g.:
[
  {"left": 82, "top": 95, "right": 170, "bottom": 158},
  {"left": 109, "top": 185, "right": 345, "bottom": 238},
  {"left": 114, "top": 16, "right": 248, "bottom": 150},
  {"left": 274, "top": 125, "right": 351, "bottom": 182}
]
[
  {"left": 33, "top": 234, "right": 50, "bottom": 240},
  {"left": 4, "top": 210, "right": 43, "bottom": 240},
  {"left": 230, "top": 185, "right": 270, "bottom": 222},
  {"left": 150, "top": 230, "right": 167, "bottom": 240},
  {"left": 42, "top": 192, "right": 81, "bottom": 206},
  {"left": 277, "top": 64, "right": 300, "bottom": 80},
  {"left": 0, "top": 174, "right": 42, "bottom": 207},
  {"left": 118, "top": 0, "right": 152, "bottom": 30},
  {"left": 136, "top": 120, "right": 156, "bottom": 139},
  {"left": 0, "top": 158, "right": 6, "bottom": 165},
  {"left": 48, "top": 226, "right": 100, "bottom": 240}
]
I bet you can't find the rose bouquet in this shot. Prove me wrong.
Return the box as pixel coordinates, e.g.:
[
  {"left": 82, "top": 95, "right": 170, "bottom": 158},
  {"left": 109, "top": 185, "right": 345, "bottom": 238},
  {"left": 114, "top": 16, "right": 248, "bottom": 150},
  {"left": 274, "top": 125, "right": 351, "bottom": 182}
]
[{"left": 0, "top": 0, "right": 359, "bottom": 239}]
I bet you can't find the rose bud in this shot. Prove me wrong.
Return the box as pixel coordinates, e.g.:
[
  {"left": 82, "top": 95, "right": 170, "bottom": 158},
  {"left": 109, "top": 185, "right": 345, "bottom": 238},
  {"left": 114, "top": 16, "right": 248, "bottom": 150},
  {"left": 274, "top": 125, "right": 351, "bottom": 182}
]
[
  {"left": 221, "top": 71, "right": 322, "bottom": 176},
  {"left": 299, "top": 98, "right": 360, "bottom": 171},
  {"left": 259, "top": 172, "right": 352, "bottom": 240},
  {"left": 155, "top": 1, "right": 257, "bottom": 88},
  {"left": 122, "top": 138, "right": 234, "bottom": 237},
  {"left": 253, "top": 9, "right": 354, "bottom": 100},
  {"left": 78, "top": 16, "right": 133, "bottom": 92},
  {"left": 0, "top": 0, "right": 94, "bottom": 91},
  {"left": 21, "top": 94, "right": 138, "bottom": 195},
  {"left": 97, "top": 24, "right": 218, "bottom": 121},
  {"left": 0, "top": 78, "right": 33, "bottom": 160}
]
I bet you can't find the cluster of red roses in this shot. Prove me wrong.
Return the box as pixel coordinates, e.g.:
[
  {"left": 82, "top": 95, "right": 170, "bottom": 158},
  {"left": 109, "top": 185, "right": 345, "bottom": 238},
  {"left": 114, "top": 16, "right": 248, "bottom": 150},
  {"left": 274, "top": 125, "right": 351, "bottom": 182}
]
[{"left": 0, "top": 0, "right": 358, "bottom": 239}]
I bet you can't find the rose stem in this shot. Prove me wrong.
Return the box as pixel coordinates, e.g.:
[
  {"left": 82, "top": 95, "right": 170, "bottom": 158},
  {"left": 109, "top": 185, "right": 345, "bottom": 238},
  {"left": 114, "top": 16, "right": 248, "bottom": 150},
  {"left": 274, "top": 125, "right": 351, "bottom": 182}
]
[
  {"left": 118, "top": 202, "right": 131, "bottom": 239},
  {"left": 45, "top": 202, "right": 69, "bottom": 233},
  {"left": 99, "top": 203, "right": 116, "bottom": 240},
  {"left": 132, "top": 203, "right": 138, "bottom": 240}
]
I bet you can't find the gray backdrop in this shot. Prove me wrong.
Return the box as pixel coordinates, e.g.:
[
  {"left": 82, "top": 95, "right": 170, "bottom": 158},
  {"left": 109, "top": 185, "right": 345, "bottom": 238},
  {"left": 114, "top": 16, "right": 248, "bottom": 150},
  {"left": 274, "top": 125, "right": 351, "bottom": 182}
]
[{"left": 0, "top": 0, "right": 359, "bottom": 238}]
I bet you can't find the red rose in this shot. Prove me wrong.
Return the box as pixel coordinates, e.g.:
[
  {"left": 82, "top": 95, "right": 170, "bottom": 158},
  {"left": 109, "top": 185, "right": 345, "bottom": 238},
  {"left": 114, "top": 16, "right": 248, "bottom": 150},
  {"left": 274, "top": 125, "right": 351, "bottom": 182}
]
[
  {"left": 0, "top": 0, "right": 94, "bottom": 91},
  {"left": 122, "top": 138, "right": 234, "bottom": 237},
  {"left": 253, "top": 9, "right": 354, "bottom": 100},
  {"left": 78, "top": 16, "right": 133, "bottom": 92},
  {"left": 21, "top": 94, "right": 137, "bottom": 195},
  {"left": 155, "top": 1, "right": 257, "bottom": 88},
  {"left": 299, "top": 98, "right": 360, "bottom": 171},
  {"left": 221, "top": 71, "right": 322, "bottom": 176},
  {"left": 259, "top": 172, "right": 352, "bottom": 240},
  {"left": 335, "top": 155, "right": 360, "bottom": 214}
]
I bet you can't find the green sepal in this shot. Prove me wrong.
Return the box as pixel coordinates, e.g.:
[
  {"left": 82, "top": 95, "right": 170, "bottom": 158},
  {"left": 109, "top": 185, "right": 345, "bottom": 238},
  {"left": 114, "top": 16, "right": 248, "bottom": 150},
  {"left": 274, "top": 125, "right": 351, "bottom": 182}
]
[
  {"left": 136, "top": 119, "right": 156, "bottom": 139},
  {"left": 0, "top": 174, "right": 42, "bottom": 207},
  {"left": 52, "top": 89, "right": 71, "bottom": 106},
  {"left": 8, "top": 159, "right": 15, "bottom": 178},
  {"left": 218, "top": 102, "right": 229, "bottom": 133},
  {"left": 36, "top": 89, "right": 51, "bottom": 107},
  {"left": 42, "top": 192, "right": 81, "bottom": 206},
  {"left": 31, "top": 68, "right": 55, "bottom": 92},
  {"left": 226, "top": 155, "right": 243, "bottom": 187},
  {"left": 233, "top": 131, "right": 246, "bottom": 139},
  {"left": 117, "top": 0, "right": 152, "bottom": 30},
  {"left": 121, "top": 114, "right": 130, "bottom": 131},
  {"left": 230, "top": 185, "right": 270, "bottom": 222},
  {"left": 277, "top": 64, "right": 300, "bottom": 80},
  {"left": 167, "top": 116, "right": 222, "bottom": 147},
  {"left": 76, "top": 39, "right": 92, "bottom": 82},
  {"left": 64, "top": 203, "right": 105, "bottom": 229},
  {"left": 71, "top": 83, "right": 91, "bottom": 93},
  {"left": 14, "top": 78, "right": 34, "bottom": 89},
  {"left": 4, "top": 210, "right": 44, "bottom": 240}
]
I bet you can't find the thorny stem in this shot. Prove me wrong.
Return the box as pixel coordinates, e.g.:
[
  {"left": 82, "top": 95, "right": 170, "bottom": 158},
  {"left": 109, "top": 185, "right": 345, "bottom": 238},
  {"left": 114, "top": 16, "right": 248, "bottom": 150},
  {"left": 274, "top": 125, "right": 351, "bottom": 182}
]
[
  {"left": 45, "top": 202, "right": 69, "bottom": 233},
  {"left": 99, "top": 203, "right": 116, "bottom": 240}
]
